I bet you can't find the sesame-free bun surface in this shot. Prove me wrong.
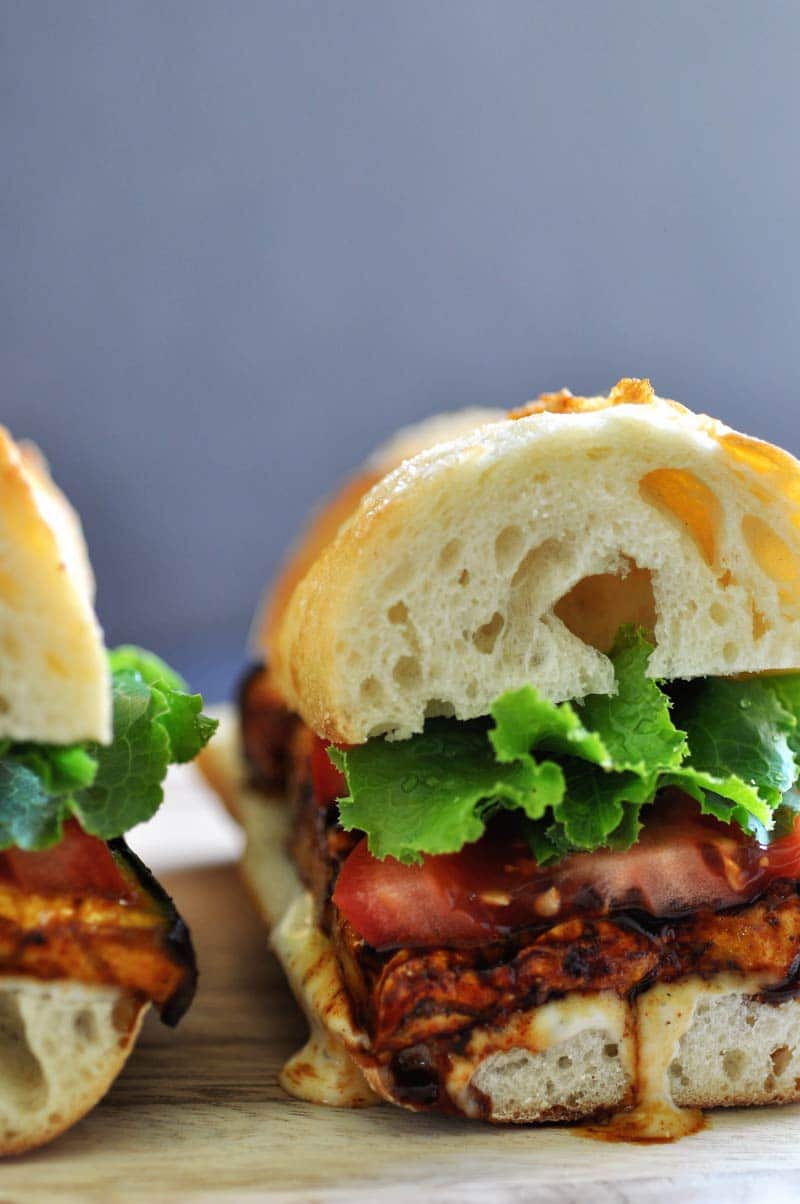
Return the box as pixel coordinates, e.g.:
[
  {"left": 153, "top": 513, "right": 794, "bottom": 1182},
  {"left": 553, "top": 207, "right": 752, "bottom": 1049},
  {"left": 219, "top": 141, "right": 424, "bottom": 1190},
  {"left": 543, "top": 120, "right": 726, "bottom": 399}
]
[
  {"left": 269, "top": 379, "right": 800, "bottom": 742},
  {"left": 0, "top": 429, "right": 110, "bottom": 743},
  {"left": 255, "top": 407, "right": 504, "bottom": 657}
]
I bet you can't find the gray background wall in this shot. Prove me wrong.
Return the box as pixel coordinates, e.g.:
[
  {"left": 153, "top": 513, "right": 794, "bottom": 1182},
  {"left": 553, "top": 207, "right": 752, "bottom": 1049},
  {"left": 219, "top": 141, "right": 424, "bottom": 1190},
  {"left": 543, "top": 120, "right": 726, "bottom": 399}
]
[{"left": 2, "top": 1, "right": 799, "bottom": 697}]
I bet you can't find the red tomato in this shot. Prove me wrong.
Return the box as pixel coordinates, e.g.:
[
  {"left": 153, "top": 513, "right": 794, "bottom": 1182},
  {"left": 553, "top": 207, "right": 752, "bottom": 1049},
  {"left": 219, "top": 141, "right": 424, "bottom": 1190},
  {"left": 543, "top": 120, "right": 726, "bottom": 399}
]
[
  {"left": 310, "top": 736, "right": 348, "bottom": 806},
  {"left": 3, "top": 820, "right": 131, "bottom": 898},
  {"left": 333, "top": 837, "right": 497, "bottom": 947},
  {"left": 765, "top": 814, "right": 800, "bottom": 879},
  {"left": 333, "top": 795, "right": 788, "bottom": 950}
]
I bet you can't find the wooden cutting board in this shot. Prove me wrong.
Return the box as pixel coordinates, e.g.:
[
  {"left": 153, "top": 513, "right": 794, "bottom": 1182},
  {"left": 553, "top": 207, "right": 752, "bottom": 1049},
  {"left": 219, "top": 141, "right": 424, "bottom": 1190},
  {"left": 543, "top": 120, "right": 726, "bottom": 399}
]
[{"left": 5, "top": 859, "right": 800, "bottom": 1204}]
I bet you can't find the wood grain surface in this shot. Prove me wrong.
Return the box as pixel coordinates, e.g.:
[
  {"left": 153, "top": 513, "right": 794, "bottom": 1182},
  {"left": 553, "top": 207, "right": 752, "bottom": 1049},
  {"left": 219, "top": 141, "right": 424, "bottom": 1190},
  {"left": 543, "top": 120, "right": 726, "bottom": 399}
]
[{"left": 4, "top": 860, "right": 800, "bottom": 1203}]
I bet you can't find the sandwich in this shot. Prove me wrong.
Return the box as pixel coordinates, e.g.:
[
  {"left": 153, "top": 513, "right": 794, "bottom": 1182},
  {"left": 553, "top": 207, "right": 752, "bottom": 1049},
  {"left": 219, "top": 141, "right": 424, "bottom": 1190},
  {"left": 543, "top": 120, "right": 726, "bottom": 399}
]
[
  {"left": 201, "top": 378, "right": 800, "bottom": 1139},
  {"left": 0, "top": 428, "right": 216, "bottom": 1153}
]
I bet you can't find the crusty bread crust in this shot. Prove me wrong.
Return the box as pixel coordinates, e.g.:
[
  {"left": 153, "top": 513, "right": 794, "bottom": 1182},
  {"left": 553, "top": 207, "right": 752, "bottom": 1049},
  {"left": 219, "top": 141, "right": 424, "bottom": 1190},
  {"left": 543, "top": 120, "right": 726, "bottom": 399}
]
[
  {"left": 200, "top": 708, "right": 800, "bottom": 1129},
  {"left": 0, "top": 428, "right": 110, "bottom": 743},
  {"left": 269, "top": 379, "right": 800, "bottom": 742},
  {"left": 0, "top": 979, "right": 145, "bottom": 1155}
]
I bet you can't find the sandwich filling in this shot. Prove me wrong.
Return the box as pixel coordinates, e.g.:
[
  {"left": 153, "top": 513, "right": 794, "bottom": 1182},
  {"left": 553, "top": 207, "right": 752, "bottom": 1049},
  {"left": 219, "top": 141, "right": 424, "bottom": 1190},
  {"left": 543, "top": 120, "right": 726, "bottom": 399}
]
[
  {"left": 0, "top": 646, "right": 216, "bottom": 1022},
  {"left": 240, "top": 630, "right": 800, "bottom": 1123}
]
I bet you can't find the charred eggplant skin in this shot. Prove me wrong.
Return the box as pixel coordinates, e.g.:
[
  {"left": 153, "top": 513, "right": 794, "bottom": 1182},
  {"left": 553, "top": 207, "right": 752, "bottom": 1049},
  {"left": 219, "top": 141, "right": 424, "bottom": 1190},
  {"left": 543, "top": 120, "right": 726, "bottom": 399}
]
[{"left": 108, "top": 838, "right": 197, "bottom": 1026}]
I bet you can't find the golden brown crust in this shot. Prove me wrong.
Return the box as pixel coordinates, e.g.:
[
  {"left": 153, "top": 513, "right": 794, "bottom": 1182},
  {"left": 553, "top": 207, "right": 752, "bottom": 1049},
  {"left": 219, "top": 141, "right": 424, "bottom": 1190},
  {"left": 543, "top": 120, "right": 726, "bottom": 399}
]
[{"left": 508, "top": 378, "right": 692, "bottom": 421}]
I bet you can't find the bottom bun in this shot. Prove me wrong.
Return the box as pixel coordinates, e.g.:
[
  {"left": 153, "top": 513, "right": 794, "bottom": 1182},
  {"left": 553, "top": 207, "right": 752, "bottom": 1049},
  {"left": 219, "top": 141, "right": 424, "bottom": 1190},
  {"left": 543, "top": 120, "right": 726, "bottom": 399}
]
[
  {"left": 0, "top": 978, "right": 146, "bottom": 1155},
  {"left": 200, "top": 707, "right": 800, "bottom": 1136}
]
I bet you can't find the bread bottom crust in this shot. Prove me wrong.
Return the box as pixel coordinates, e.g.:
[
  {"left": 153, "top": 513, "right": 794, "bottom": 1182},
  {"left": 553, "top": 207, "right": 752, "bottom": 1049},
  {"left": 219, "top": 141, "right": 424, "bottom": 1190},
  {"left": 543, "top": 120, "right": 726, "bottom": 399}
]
[{"left": 0, "top": 978, "right": 145, "bottom": 1155}]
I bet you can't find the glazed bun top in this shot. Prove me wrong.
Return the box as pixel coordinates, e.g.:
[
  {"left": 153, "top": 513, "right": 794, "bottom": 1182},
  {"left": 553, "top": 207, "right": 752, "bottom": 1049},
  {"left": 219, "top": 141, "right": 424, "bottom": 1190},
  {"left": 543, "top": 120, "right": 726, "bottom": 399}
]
[{"left": 264, "top": 379, "right": 800, "bottom": 743}]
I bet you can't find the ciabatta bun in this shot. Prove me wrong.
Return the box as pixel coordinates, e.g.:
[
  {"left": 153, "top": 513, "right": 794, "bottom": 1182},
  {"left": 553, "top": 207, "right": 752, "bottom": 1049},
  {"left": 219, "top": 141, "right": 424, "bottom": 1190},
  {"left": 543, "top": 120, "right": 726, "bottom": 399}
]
[
  {"left": 255, "top": 406, "right": 504, "bottom": 659},
  {"left": 268, "top": 379, "right": 800, "bottom": 742},
  {"left": 0, "top": 429, "right": 109, "bottom": 744},
  {"left": 0, "top": 979, "right": 145, "bottom": 1155},
  {"left": 201, "top": 709, "right": 800, "bottom": 1130}
]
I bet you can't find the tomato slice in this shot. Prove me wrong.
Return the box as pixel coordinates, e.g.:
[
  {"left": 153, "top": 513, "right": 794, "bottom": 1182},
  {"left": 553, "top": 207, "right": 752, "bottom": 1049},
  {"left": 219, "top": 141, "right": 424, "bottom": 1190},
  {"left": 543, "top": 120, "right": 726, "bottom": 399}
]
[
  {"left": 333, "top": 795, "right": 792, "bottom": 950},
  {"left": 2, "top": 820, "right": 133, "bottom": 898},
  {"left": 311, "top": 735, "right": 348, "bottom": 807},
  {"left": 765, "top": 815, "right": 800, "bottom": 879},
  {"left": 333, "top": 837, "right": 496, "bottom": 947}
]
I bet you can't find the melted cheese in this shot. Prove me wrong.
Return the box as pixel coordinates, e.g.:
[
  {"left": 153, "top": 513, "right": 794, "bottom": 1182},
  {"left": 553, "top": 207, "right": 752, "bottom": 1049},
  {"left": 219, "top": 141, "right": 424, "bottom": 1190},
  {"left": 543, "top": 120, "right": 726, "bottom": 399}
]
[
  {"left": 270, "top": 890, "right": 378, "bottom": 1106},
  {"left": 279, "top": 1031, "right": 376, "bottom": 1107},
  {"left": 235, "top": 809, "right": 376, "bottom": 1100},
  {"left": 583, "top": 981, "right": 704, "bottom": 1141},
  {"left": 201, "top": 712, "right": 378, "bottom": 1107},
  {"left": 445, "top": 974, "right": 780, "bottom": 1135},
  {"left": 237, "top": 792, "right": 302, "bottom": 928},
  {"left": 584, "top": 974, "right": 775, "bottom": 1142}
]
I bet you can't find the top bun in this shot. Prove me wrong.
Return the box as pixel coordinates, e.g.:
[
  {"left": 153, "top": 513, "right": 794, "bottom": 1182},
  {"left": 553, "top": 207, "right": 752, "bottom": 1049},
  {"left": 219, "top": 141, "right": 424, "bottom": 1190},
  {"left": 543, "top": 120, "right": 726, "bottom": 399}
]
[
  {"left": 0, "top": 429, "right": 110, "bottom": 744},
  {"left": 254, "top": 406, "right": 504, "bottom": 655},
  {"left": 266, "top": 379, "right": 800, "bottom": 743}
]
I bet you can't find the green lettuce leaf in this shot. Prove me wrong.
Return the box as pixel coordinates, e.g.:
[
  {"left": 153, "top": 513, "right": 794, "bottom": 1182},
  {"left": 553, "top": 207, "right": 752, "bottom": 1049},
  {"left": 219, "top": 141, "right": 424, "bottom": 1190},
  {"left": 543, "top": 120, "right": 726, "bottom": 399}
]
[
  {"left": 334, "top": 722, "right": 564, "bottom": 864},
  {"left": 0, "top": 646, "right": 218, "bottom": 851},
  {"left": 0, "top": 764, "right": 65, "bottom": 850},
  {"left": 673, "top": 678, "right": 796, "bottom": 811},
  {"left": 331, "top": 628, "right": 800, "bottom": 864},
  {"left": 576, "top": 627, "right": 687, "bottom": 774},
  {"left": 109, "top": 646, "right": 218, "bottom": 764}
]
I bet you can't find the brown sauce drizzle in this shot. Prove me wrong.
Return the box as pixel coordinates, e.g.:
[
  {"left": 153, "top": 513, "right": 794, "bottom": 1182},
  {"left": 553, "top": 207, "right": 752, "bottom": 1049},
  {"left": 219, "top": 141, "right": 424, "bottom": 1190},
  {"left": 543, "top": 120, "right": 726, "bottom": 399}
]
[
  {"left": 579, "top": 978, "right": 712, "bottom": 1143},
  {"left": 238, "top": 662, "right": 299, "bottom": 793},
  {"left": 582, "top": 1105, "right": 706, "bottom": 1144}
]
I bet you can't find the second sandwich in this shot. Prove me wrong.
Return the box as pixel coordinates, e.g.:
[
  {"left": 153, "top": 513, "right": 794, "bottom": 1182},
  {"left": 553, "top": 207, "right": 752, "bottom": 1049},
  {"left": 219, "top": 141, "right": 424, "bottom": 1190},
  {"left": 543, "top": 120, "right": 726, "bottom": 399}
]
[{"left": 203, "top": 378, "right": 800, "bottom": 1139}]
